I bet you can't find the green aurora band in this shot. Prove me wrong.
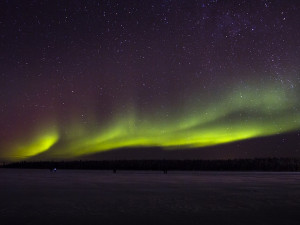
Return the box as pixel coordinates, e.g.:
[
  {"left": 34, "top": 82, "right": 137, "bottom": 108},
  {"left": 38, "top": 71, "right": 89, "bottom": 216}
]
[{"left": 1, "top": 81, "right": 300, "bottom": 161}]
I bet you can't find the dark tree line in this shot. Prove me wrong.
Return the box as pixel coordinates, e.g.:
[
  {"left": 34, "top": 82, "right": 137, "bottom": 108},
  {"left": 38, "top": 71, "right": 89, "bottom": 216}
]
[{"left": 1, "top": 158, "right": 300, "bottom": 171}]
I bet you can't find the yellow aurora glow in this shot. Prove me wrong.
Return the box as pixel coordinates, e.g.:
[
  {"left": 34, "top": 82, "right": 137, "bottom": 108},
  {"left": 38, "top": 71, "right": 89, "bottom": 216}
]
[
  {"left": 2, "top": 127, "right": 59, "bottom": 160},
  {"left": 1, "top": 82, "right": 299, "bottom": 161}
]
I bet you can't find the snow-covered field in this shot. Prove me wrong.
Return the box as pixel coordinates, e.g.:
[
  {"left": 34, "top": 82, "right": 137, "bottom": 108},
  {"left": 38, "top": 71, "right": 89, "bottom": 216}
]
[{"left": 0, "top": 169, "right": 299, "bottom": 225}]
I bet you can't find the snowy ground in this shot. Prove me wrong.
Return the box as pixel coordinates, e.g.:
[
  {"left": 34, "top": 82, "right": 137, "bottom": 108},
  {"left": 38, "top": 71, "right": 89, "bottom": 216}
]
[{"left": 0, "top": 169, "right": 300, "bottom": 225}]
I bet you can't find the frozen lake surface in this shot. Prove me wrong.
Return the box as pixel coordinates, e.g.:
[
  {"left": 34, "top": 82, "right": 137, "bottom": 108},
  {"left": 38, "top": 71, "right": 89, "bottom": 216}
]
[{"left": 0, "top": 169, "right": 300, "bottom": 225}]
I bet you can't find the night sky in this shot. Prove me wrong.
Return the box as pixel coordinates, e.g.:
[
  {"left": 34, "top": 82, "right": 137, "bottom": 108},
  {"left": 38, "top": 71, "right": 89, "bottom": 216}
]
[{"left": 1, "top": 0, "right": 300, "bottom": 161}]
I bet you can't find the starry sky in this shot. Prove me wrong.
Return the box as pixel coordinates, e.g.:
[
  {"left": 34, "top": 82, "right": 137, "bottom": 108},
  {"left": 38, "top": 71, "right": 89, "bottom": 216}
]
[{"left": 0, "top": 0, "right": 300, "bottom": 161}]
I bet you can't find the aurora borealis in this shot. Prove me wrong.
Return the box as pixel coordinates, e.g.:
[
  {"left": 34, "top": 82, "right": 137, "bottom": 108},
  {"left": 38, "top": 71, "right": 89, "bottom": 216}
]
[{"left": 1, "top": 0, "right": 300, "bottom": 161}]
